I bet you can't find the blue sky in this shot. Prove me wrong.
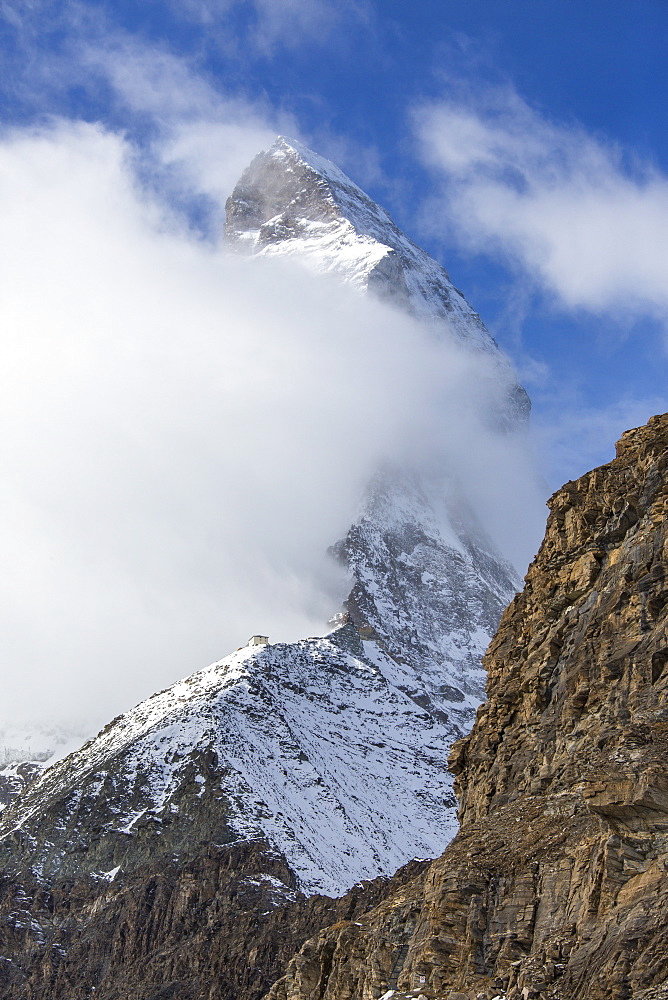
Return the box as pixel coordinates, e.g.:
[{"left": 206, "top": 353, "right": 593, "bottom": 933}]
[{"left": 1, "top": 1, "right": 667, "bottom": 723}]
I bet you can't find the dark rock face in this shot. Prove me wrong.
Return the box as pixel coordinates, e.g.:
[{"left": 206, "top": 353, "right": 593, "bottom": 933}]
[
  {"left": 0, "top": 741, "right": 243, "bottom": 883},
  {"left": 0, "top": 764, "right": 41, "bottom": 812},
  {"left": 0, "top": 838, "right": 429, "bottom": 1000},
  {"left": 268, "top": 414, "right": 668, "bottom": 1000}
]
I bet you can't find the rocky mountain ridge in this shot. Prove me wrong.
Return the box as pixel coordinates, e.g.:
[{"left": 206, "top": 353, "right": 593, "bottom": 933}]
[
  {"left": 0, "top": 838, "right": 430, "bottom": 1000},
  {"left": 268, "top": 412, "right": 668, "bottom": 1000}
]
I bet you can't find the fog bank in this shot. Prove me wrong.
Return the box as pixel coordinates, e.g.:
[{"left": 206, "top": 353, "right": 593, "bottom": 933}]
[{"left": 0, "top": 120, "right": 546, "bottom": 731}]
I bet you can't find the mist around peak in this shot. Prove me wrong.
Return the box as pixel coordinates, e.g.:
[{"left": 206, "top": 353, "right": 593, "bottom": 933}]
[{"left": 0, "top": 121, "right": 547, "bottom": 733}]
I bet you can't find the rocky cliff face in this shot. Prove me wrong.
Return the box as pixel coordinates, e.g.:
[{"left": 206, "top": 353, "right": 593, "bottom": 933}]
[
  {"left": 268, "top": 413, "right": 668, "bottom": 1000},
  {"left": 334, "top": 472, "right": 517, "bottom": 723},
  {"left": 0, "top": 838, "right": 429, "bottom": 1000}
]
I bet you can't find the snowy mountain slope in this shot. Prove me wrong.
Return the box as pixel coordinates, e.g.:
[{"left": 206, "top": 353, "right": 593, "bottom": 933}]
[
  {"left": 226, "top": 137, "right": 523, "bottom": 706},
  {"left": 0, "top": 625, "right": 458, "bottom": 896},
  {"left": 335, "top": 471, "right": 518, "bottom": 725},
  {"left": 225, "top": 138, "right": 502, "bottom": 348},
  {"left": 0, "top": 139, "right": 527, "bottom": 897},
  {"left": 0, "top": 725, "right": 89, "bottom": 814}
]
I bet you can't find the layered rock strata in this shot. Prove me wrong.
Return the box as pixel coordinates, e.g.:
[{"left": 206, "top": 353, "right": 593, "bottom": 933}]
[{"left": 269, "top": 413, "right": 668, "bottom": 1000}]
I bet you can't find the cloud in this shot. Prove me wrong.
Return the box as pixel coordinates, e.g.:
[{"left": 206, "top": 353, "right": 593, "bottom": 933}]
[
  {"left": 80, "top": 36, "right": 291, "bottom": 218},
  {"left": 414, "top": 88, "right": 668, "bottom": 325},
  {"left": 0, "top": 1, "right": 381, "bottom": 229},
  {"left": 163, "top": 0, "right": 371, "bottom": 55},
  {"left": 0, "top": 118, "right": 544, "bottom": 732},
  {"left": 81, "top": 34, "right": 388, "bottom": 227},
  {"left": 250, "top": 0, "right": 370, "bottom": 54},
  {"left": 0, "top": 0, "right": 368, "bottom": 52}
]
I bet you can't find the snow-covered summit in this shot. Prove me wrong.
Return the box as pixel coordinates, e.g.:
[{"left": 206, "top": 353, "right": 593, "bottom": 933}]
[
  {"left": 226, "top": 138, "right": 525, "bottom": 386},
  {"left": 224, "top": 134, "right": 468, "bottom": 313},
  {"left": 225, "top": 135, "right": 404, "bottom": 256}
]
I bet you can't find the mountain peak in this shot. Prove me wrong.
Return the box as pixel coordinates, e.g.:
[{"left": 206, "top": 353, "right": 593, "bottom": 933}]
[
  {"left": 0, "top": 136, "right": 527, "bottom": 906},
  {"left": 224, "top": 135, "right": 504, "bottom": 347},
  {"left": 225, "top": 137, "right": 530, "bottom": 425},
  {"left": 224, "top": 134, "right": 394, "bottom": 254},
  {"left": 268, "top": 135, "right": 364, "bottom": 189}
]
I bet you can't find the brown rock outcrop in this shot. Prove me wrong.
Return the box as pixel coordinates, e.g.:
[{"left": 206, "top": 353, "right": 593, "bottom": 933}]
[
  {"left": 0, "top": 839, "right": 429, "bottom": 999},
  {"left": 269, "top": 414, "right": 668, "bottom": 1000}
]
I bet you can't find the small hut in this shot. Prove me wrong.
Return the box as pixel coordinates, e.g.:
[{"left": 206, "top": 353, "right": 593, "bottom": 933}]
[{"left": 248, "top": 635, "right": 269, "bottom": 646}]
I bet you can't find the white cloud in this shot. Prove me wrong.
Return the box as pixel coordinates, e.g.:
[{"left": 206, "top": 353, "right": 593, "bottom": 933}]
[
  {"left": 0, "top": 119, "right": 543, "bottom": 731},
  {"left": 251, "top": 0, "right": 369, "bottom": 53},
  {"left": 415, "top": 89, "right": 668, "bottom": 324},
  {"left": 78, "top": 23, "right": 385, "bottom": 212},
  {"left": 0, "top": 2, "right": 381, "bottom": 229},
  {"left": 164, "top": 0, "right": 371, "bottom": 54},
  {"left": 80, "top": 37, "right": 293, "bottom": 215}
]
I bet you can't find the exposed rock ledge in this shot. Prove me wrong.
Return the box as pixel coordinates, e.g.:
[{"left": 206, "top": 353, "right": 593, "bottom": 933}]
[{"left": 269, "top": 414, "right": 668, "bottom": 1000}]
